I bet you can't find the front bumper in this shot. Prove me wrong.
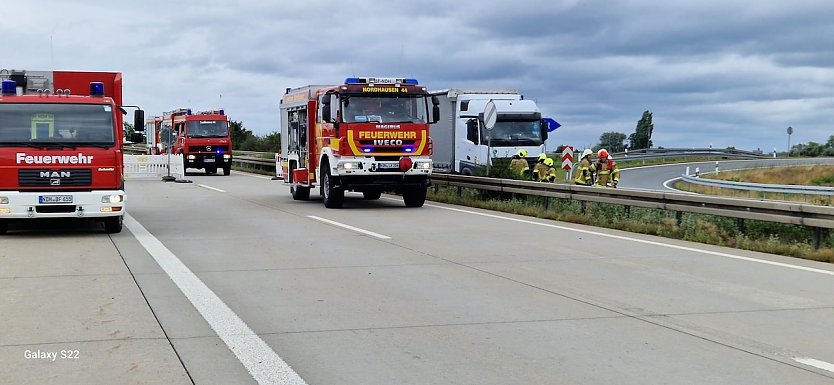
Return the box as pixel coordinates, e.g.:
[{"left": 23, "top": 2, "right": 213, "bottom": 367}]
[
  {"left": 0, "top": 190, "right": 125, "bottom": 219},
  {"left": 334, "top": 158, "right": 432, "bottom": 177},
  {"left": 185, "top": 154, "right": 232, "bottom": 168}
]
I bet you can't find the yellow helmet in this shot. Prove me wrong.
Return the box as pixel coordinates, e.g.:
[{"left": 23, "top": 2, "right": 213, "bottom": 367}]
[
  {"left": 517, "top": 149, "right": 528, "bottom": 157},
  {"left": 544, "top": 158, "right": 554, "bottom": 167},
  {"left": 537, "top": 153, "right": 547, "bottom": 162}
]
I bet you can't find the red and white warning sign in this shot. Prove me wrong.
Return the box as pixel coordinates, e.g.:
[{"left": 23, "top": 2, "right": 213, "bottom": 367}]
[{"left": 561, "top": 145, "right": 574, "bottom": 171}]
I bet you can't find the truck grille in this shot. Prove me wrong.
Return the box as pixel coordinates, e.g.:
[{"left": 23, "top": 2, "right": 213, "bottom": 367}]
[
  {"left": 19, "top": 169, "right": 92, "bottom": 187},
  {"left": 189, "top": 145, "right": 229, "bottom": 153}
]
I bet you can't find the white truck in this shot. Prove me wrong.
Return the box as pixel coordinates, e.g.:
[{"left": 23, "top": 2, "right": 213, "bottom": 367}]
[{"left": 429, "top": 89, "right": 547, "bottom": 175}]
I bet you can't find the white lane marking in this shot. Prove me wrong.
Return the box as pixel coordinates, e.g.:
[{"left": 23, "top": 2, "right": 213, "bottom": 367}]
[
  {"left": 233, "top": 170, "right": 276, "bottom": 180},
  {"left": 423, "top": 204, "right": 834, "bottom": 277},
  {"left": 198, "top": 184, "right": 227, "bottom": 193},
  {"left": 307, "top": 216, "right": 391, "bottom": 239},
  {"left": 794, "top": 357, "right": 834, "bottom": 373},
  {"left": 124, "top": 215, "right": 307, "bottom": 385}
]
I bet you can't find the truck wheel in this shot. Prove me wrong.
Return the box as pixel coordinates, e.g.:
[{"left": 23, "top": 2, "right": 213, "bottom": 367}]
[
  {"left": 206, "top": 167, "right": 217, "bottom": 174},
  {"left": 291, "top": 185, "right": 310, "bottom": 200},
  {"left": 0, "top": 221, "right": 7, "bottom": 235},
  {"left": 321, "top": 161, "right": 344, "bottom": 208},
  {"left": 363, "top": 189, "right": 382, "bottom": 200},
  {"left": 403, "top": 186, "right": 427, "bottom": 207},
  {"left": 223, "top": 166, "right": 231, "bottom": 176},
  {"left": 104, "top": 216, "right": 123, "bottom": 234}
]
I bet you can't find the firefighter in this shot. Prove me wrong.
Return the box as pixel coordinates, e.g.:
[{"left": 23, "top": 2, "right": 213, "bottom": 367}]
[
  {"left": 594, "top": 149, "right": 620, "bottom": 188},
  {"left": 509, "top": 149, "right": 530, "bottom": 178},
  {"left": 543, "top": 157, "right": 558, "bottom": 182},
  {"left": 532, "top": 152, "right": 548, "bottom": 181},
  {"left": 573, "top": 148, "right": 594, "bottom": 186}
]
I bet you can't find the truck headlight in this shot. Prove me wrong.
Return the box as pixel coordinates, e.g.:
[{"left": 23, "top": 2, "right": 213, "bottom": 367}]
[
  {"left": 102, "top": 194, "right": 124, "bottom": 203},
  {"left": 223, "top": 154, "right": 231, "bottom": 159},
  {"left": 340, "top": 161, "right": 361, "bottom": 170},
  {"left": 187, "top": 155, "right": 196, "bottom": 160},
  {"left": 0, "top": 196, "right": 8, "bottom": 204},
  {"left": 415, "top": 161, "right": 432, "bottom": 170}
]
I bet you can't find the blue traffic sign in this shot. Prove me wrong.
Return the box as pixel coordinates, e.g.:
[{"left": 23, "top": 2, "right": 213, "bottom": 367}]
[{"left": 543, "top": 118, "right": 561, "bottom": 132}]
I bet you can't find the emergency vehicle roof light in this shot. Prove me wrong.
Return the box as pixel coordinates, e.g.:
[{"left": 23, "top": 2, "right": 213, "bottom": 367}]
[
  {"left": 89, "top": 82, "right": 105, "bottom": 97},
  {"left": 345, "top": 77, "right": 361, "bottom": 84},
  {"left": 219, "top": 109, "right": 224, "bottom": 115},
  {"left": 187, "top": 109, "right": 192, "bottom": 115},
  {"left": 403, "top": 78, "right": 419, "bottom": 85},
  {"left": 1, "top": 80, "right": 15, "bottom": 96}
]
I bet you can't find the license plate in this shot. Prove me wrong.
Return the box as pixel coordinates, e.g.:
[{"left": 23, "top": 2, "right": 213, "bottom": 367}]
[
  {"left": 377, "top": 162, "right": 399, "bottom": 170},
  {"left": 204, "top": 158, "right": 215, "bottom": 163},
  {"left": 39, "top": 195, "right": 73, "bottom": 204}
]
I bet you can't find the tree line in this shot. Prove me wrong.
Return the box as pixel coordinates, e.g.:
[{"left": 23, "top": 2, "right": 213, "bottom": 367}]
[
  {"left": 790, "top": 136, "right": 834, "bottom": 157},
  {"left": 229, "top": 121, "right": 280, "bottom": 152},
  {"left": 594, "top": 110, "right": 654, "bottom": 153}
]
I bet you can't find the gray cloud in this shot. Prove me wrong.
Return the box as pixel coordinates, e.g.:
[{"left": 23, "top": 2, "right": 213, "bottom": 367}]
[{"left": 3, "top": 0, "right": 833, "bottom": 153}]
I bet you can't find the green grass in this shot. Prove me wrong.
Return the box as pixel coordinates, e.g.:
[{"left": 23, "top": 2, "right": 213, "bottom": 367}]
[{"left": 427, "top": 185, "right": 834, "bottom": 263}]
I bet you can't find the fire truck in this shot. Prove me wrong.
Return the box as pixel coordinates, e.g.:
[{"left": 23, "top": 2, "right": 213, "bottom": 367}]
[
  {"left": 166, "top": 108, "right": 232, "bottom": 175},
  {"left": 280, "top": 77, "right": 439, "bottom": 208},
  {"left": 0, "top": 69, "right": 144, "bottom": 234}
]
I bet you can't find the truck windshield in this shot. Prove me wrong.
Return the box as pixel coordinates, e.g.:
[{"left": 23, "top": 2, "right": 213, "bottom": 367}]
[
  {"left": 342, "top": 95, "right": 427, "bottom": 124},
  {"left": 187, "top": 120, "right": 229, "bottom": 137},
  {"left": 0, "top": 103, "right": 115, "bottom": 145},
  {"left": 482, "top": 119, "right": 544, "bottom": 146}
]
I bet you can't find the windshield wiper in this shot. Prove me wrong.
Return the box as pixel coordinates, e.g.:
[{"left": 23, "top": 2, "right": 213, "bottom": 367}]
[
  {"left": 71, "top": 142, "right": 114, "bottom": 149},
  {"left": 0, "top": 142, "right": 67, "bottom": 149}
]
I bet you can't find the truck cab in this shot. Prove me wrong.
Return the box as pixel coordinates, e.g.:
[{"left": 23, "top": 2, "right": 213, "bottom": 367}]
[{"left": 167, "top": 109, "right": 232, "bottom": 175}]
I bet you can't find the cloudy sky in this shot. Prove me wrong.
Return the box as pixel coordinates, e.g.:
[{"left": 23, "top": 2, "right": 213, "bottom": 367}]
[{"left": 5, "top": 0, "right": 834, "bottom": 152}]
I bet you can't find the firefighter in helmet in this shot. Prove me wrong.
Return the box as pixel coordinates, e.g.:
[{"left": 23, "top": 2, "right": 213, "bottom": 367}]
[
  {"left": 543, "top": 157, "right": 558, "bottom": 182},
  {"left": 509, "top": 149, "right": 530, "bottom": 178},
  {"left": 532, "top": 152, "right": 548, "bottom": 181},
  {"left": 573, "top": 148, "right": 595, "bottom": 186},
  {"left": 593, "top": 149, "right": 620, "bottom": 187}
]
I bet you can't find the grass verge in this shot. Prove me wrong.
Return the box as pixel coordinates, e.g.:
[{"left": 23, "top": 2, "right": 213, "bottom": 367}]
[{"left": 427, "top": 185, "right": 834, "bottom": 263}]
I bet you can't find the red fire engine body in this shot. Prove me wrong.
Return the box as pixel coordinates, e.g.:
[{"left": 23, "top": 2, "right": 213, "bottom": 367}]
[
  {"left": 280, "top": 77, "right": 439, "bottom": 208},
  {"left": 0, "top": 69, "right": 144, "bottom": 234},
  {"left": 165, "top": 108, "right": 232, "bottom": 175}
]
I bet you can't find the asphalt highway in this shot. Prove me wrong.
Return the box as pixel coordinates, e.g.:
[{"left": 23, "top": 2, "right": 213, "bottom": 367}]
[{"left": 2, "top": 170, "right": 834, "bottom": 384}]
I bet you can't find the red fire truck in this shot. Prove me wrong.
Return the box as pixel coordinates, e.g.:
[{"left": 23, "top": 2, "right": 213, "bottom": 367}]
[
  {"left": 0, "top": 69, "right": 144, "bottom": 234},
  {"left": 280, "top": 77, "right": 439, "bottom": 208},
  {"left": 165, "top": 108, "right": 232, "bottom": 175}
]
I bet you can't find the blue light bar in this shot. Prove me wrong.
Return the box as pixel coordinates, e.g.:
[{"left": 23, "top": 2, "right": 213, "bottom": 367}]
[
  {"left": 89, "top": 82, "right": 104, "bottom": 97},
  {"left": 403, "top": 78, "right": 419, "bottom": 85},
  {"left": 1, "top": 80, "right": 16, "bottom": 96},
  {"left": 345, "top": 77, "right": 362, "bottom": 84},
  {"left": 219, "top": 109, "right": 224, "bottom": 115},
  {"left": 362, "top": 148, "right": 372, "bottom": 153},
  {"left": 187, "top": 109, "right": 192, "bottom": 115}
]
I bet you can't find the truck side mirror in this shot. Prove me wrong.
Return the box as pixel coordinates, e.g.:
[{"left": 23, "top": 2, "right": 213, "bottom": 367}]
[
  {"left": 134, "top": 109, "right": 145, "bottom": 132},
  {"left": 431, "top": 95, "right": 440, "bottom": 124},
  {"left": 322, "top": 97, "right": 331, "bottom": 122},
  {"left": 540, "top": 119, "right": 548, "bottom": 141},
  {"left": 466, "top": 119, "right": 479, "bottom": 144}
]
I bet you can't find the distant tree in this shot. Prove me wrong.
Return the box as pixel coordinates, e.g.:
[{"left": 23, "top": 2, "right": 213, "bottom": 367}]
[
  {"left": 595, "top": 131, "right": 627, "bottom": 153},
  {"left": 229, "top": 120, "right": 254, "bottom": 150},
  {"left": 800, "top": 141, "right": 823, "bottom": 157},
  {"left": 628, "top": 110, "right": 654, "bottom": 150},
  {"left": 123, "top": 122, "right": 135, "bottom": 140}
]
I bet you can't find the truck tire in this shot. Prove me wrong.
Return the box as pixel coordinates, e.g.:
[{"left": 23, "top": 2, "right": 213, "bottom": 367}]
[
  {"left": 206, "top": 167, "right": 217, "bottom": 174},
  {"left": 291, "top": 185, "right": 310, "bottom": 200},
  {"left": 363, "top": 189, "right": 382, "bottom": 200},
  {"left": 104, "top": 216, "right": 123, "bottom": 234},
  {"left": 321, "top": 161, "right": 344, "bottom": 208},
  {"left": 0, "top": 221, "right": 7, "bottom": 235},
  {"left": 223, "top": 165, "right": 231, "bottom": 176},
  {"left": 403, "top": 186, "right": 427, "bottom": 207}
]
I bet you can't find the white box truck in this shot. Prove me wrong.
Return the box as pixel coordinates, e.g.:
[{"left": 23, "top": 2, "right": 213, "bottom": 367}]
[{"left": 429, "top": 89, "right": 547, "bottom": 175}]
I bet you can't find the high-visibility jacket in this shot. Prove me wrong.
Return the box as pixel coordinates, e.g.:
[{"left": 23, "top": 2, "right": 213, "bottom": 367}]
[
  {"left": 544, "top": 166, "right": 558, "bottom": 182},
  {"left": 509, "top": 157, "right": 529, "bottom": 178},
  {"left": 532, "top": 163, "right": 549, "bottom": 181},
  {"left": 573, "top": 158, "right": 594, "bottom": 186},
  {"left": 594, "top": 160, "right": 620, "bottom": 187}
]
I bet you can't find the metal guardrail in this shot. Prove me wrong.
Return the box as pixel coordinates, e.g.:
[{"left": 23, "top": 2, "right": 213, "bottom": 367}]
[
  {"left": 680, "top": 174, "right": 834, "bottom": 197},
  {"left": 611, "top": 147, "right": 767, "bottom": 161},
  {"left": 430, "top": 173, "right": 834, "bottom": 230}
]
